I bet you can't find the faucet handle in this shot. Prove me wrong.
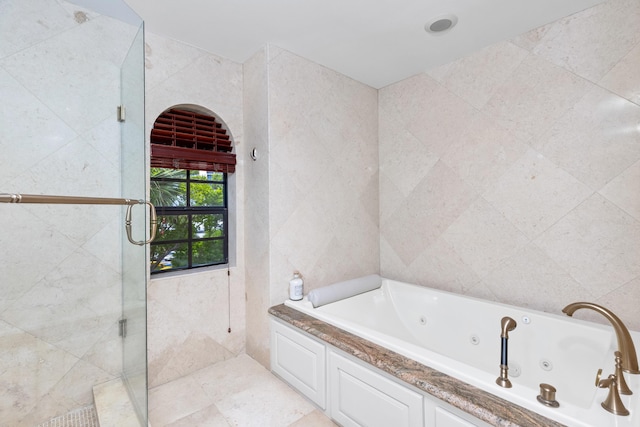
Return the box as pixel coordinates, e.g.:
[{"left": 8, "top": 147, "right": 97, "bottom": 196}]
[
  {"left": 537, "top": 383, "right": 560, "bottom": 408},
  {"left": 614, "top": 351, "right": 632, "bottom": 395},
  {"left": 596, "top": 370, "right": 629, "bottom": 416}
]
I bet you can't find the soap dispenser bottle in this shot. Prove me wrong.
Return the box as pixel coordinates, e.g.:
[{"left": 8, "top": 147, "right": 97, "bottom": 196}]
[{"left": 289, "top": 271, "right": 304, "bottom": 301}]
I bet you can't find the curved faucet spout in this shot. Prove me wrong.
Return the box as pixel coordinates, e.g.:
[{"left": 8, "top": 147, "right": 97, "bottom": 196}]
[{"left": 562, "top": 302, "right": 639, "bottom": 374}]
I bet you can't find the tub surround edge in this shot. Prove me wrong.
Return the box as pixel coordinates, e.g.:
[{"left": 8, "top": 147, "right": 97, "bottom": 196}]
[{"left": 268, "top": 303, "right": 566, "bottom": 427}]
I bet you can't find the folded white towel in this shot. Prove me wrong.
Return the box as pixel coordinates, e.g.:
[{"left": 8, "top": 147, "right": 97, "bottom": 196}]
[{"left": 307, "top": 274, "right": 382, "bottom": 308}]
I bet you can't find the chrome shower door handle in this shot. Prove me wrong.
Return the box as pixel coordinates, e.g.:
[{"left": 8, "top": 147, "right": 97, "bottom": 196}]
[
  {"left": 125, "top": 201, "right": 158, "bottom": 245},
  {"left": 1, "top": 193, "right": 158, "bottom": 245}
]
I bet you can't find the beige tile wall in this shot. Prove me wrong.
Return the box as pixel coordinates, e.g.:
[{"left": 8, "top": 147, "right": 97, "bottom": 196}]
[
  {"left": 380, "top": 0, "right": 640, "bottom": 330},
  {"left": 243, "top": 47, "right": 272, "bottom": 366},
  {"left": 266, "top": 46, "right": 379, "bottom": 298},
  {"left": 145, "top": 33, "right": 246, "bottom": 387},
  {"left": 244, "top": 46, "right": 380, "bottom": 366}
]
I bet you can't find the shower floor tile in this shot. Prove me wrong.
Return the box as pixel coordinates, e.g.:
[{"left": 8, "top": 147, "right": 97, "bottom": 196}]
[
  {"left": 36, "top": 405, "right": 99, "bottom": 427},
  {"left": 149, "top": 354, "right": 336, "bottom": 427}
]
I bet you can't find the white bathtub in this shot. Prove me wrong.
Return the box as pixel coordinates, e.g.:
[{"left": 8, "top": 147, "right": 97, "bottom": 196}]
[{"left": 285, "top": 278, "right": 640, "bottom": 427}]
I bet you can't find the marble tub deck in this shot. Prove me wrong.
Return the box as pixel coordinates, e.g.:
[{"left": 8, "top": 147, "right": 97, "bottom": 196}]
[{"left": 269, "top": 304, "right": 565, "bottom": 427}]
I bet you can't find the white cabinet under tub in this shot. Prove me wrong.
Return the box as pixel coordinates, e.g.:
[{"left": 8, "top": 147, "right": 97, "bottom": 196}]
[
  {"left": 270, "top": 318, "right": 491, "bottom": 427},
  {"left": 329, "top": 351, "right": 423, "bottom": 427},
  {"left": 270, "top": 317, "right": 326, "bottom": 409}
]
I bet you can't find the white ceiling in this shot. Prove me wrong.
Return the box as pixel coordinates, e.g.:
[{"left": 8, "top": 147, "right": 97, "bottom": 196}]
[{"left": 122, "top": 0, "right": 603, "bottom": 88}]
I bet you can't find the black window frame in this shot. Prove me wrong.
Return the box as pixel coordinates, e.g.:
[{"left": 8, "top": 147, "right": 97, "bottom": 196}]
[{"left": 150, "top": 169, "right": 228, "bottom": 274}]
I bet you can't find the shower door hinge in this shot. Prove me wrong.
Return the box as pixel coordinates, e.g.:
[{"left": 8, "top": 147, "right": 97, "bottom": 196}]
[
  {"left": 117, "top": 105, "right": 126, "bottom": 122},
  {"left": 119, "top": 318, "right": 128, "bottom": 338}
]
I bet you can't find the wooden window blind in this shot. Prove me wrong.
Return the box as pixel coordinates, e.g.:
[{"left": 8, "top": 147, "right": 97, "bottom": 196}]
[{"left": 150, "top": 108, "right": 236, "bottom": 173}]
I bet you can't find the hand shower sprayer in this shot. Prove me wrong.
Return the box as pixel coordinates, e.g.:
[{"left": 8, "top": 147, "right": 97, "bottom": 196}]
[{"left": 496, "top": 316, "right": 517, "bottom": 388}]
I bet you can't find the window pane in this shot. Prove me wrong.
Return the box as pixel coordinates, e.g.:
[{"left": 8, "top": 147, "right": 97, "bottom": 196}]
[
  {"left": 152, "top": 168, "right": 187, "bottom": 179},
  {"left": 149, "top": 167, "right": 228, "bottom": 273},
  {"left": 192, "top": 214, "right": 224, "bottom": 238},
  {"left": 190, "top": 182, "right": 224, "bottom": 206},
  {"left": 151, "top": 181, "right": 186, "bottom": 207},
  {"left": 155, "top": 215, "right": 189, "bottom": 241},
  {"left": 150, "top": 242, "right": 188, "bottom": 272},
  {"left": 190, "top": 170, "right": 224, "bottom": 182},
  {"left": 192, "top": 240, "right": 225, "bottom": 266}
]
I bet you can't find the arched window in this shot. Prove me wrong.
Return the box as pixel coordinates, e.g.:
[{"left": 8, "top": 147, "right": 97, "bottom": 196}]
[{"left": 149, "top": 107, "right": 236, "bottom": 273}]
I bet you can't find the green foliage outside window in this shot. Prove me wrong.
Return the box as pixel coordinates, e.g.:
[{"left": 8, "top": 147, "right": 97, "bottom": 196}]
[{"left": 150, "top": 168, "right": 228, "bottom": 273}]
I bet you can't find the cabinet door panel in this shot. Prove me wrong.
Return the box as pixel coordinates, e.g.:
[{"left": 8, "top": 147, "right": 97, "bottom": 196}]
[
  {"left": 330, "top": 352, "right": 423, "bottom": 427},
  {"left": 270, "top": 319, "right": 326, "bottom": 409},
  {"left": 435, "top": 407, "right": 479, "bottom": 427}
]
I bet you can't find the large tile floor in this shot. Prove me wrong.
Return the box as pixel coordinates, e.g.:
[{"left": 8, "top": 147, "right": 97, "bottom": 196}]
[{"left": 149, "top": 354, "right": 337, "bottom": 427}]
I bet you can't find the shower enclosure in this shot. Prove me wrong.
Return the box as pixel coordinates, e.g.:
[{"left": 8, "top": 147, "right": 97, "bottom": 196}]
[{"left": 0, "top": 0, "right": 148, "bottom": 425}]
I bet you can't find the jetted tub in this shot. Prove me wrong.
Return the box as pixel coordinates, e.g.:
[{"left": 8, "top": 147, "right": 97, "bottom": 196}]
[{"left": 283, "top": 278, "right": 640, "bottom": 427}]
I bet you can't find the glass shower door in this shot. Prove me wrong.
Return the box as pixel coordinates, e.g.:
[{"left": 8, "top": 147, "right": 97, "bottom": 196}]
[
  {"left": 120, "top": 23, "right": 148, "bottom": 426},
  {"left": 0, "top": 0, "right": 148, "bottom": 425}
]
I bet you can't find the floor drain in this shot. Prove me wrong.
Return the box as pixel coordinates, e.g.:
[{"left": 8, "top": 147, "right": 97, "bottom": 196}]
[{"left": 36, "top": 405, "right": 99, "bottom": 427}]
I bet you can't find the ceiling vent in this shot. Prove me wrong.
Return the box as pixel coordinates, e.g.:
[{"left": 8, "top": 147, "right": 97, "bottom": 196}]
[{"left": 425, "top": 14, "right": 458, "bottom": 34}]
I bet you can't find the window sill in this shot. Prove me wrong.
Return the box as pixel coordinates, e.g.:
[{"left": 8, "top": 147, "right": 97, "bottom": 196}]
[{"left": 150, "top": 263, "right": 233, "bottom": 281}]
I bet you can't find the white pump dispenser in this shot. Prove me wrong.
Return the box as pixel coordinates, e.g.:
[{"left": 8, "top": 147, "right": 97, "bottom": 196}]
[{"left": 289, "top": 271, "right": 304, "bottom": 301}]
